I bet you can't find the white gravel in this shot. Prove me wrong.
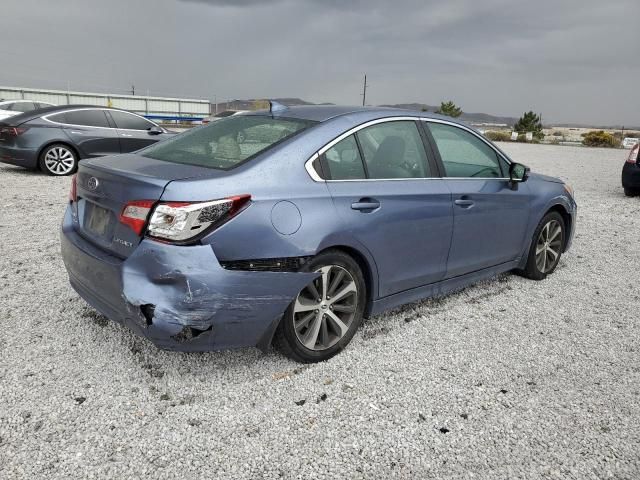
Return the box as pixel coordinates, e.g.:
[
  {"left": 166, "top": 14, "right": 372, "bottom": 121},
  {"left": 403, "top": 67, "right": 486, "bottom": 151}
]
[{"left": 1, "top": 144, "right": 639, "bottom": 479}]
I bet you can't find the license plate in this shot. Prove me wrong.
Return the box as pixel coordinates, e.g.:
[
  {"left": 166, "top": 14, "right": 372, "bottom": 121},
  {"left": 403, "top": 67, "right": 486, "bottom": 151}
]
[{"left": 86, "top": 204, "right": 111, "bottom": 236}]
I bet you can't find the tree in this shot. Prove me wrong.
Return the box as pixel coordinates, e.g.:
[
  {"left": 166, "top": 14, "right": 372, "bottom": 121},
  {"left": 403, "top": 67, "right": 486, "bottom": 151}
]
[
  {"left": 514, "top": 111, "right": 544, "bottom": 139},
  {"left": 435, "top": 101, "right": 462, "bottom": 118},
  {"left": 581, "top": 130, "right": 618, "bottom": 148}
]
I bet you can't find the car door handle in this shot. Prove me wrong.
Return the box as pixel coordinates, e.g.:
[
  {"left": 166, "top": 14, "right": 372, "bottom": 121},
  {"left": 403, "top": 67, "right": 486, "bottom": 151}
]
[
  {"left": 454, "top": 199, "right": 475, "bottom": 208},
  {"left": 120, "top": 133, "right": 133, "bottom": 137},
  {"left": 351, "top": 198, "right": 380, "bottom": 211}
]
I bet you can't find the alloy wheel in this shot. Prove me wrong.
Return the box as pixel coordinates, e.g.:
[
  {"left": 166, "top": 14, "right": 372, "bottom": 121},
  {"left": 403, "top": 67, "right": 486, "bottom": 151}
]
[
  {"left": 44, "top": 147, "right": 75, "bottom": 175},
  {"left": 293, "top": 265, "right": 358, "bottom": 351},
  {"left": 535, "top": 219, "right": 563, "bottom": 273}
]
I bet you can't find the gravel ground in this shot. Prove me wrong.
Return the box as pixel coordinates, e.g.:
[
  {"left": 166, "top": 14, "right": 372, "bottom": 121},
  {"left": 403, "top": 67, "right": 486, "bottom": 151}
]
[{"left": 1, "top": 144, "right": 639, "bottom": 479}]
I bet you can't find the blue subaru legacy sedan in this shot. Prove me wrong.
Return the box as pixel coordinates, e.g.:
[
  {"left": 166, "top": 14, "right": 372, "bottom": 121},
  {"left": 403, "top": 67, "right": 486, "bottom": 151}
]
[{"left": 61, "top": 104, "right": 577, "bottom": 362}]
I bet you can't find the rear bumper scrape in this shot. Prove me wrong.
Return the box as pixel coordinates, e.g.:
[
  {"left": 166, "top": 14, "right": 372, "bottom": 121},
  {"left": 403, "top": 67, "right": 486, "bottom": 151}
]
[{"left": 120, "top": 240, "right": 318, "bottom": 350}]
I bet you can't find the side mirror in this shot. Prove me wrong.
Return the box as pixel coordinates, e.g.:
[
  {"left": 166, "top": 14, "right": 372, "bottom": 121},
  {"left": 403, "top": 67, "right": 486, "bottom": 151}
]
[
  {"left": 509, "top": 162, "right": 530, "bottom": 183},
  {"left": 148, "top": 126, "right": 164, "bottom": 135}
]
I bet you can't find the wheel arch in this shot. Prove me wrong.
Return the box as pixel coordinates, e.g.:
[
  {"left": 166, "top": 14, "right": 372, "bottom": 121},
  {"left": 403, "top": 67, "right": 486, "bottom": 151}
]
[
  {"left": 545, "top": 203, "right": 572, "bottom": 251},
  {"left": 36, "top": 141, "right": 81, "bottom": 171},
  {"left": 315, "top": 244, "right": 378, "bottom": 317}
]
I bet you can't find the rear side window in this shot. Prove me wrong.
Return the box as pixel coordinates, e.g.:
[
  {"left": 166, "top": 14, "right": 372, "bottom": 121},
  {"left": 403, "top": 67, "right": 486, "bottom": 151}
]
[
  {"left": 356, "top": 121, "right": 431, "bottom": 179},
  {"left": 142, "top": 115, "right": 315, "bottom": 170},
  {"left": 428, "top": 122, "right": 503, "bottom": 178},
  {"left": 108, "top": 110, "right": 155, "bottom": 130},
  {"left": 0, "top": 102, "right": 14, "bottom": 111},
  {"left": 61, "top": 110, "right": 110, "bottom": 128},
  {"left": 323, "top": 135, "right": 366, "bottom": 180}
]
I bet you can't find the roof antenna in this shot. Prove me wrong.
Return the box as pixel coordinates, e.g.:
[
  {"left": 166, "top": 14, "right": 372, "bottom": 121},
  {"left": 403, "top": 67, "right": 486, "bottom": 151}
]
[{"left": 269, "top": 100, "right": 288, "bottom": 116}]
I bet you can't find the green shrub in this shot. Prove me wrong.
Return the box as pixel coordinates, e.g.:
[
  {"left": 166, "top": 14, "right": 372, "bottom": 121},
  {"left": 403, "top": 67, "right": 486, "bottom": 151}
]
[
  {"left": 582, "top": 130, "right": 619, "bottom": 148},
  {"left": 484, "top": 131, "right": 511, "bottom": 142}
]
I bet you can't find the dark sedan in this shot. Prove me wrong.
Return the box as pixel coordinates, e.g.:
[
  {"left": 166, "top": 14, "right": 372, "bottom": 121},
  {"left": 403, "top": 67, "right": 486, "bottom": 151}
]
[
  {"left": 0, "top": 105, "right": 174, "bottom": 176},
  {"left": 622, "top": 143, "right": 640, "bottom": 196}
]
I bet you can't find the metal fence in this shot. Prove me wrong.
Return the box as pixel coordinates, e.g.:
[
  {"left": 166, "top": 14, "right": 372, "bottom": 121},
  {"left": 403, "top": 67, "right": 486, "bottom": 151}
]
[{"left": 0, "top": 86, "right": 211, "bottom": 119}]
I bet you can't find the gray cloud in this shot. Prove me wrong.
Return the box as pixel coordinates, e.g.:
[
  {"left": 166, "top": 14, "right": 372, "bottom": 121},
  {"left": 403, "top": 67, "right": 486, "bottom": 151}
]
[{"left": 0, "top": 0, "right": 637, "bottom": 125}]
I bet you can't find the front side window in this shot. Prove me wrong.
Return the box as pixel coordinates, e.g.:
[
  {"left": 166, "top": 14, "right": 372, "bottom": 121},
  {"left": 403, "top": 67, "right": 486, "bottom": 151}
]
[
  {"left": 61, "top": 110, "right": 110, "bottom": 128},
  {"left": 323, "top": 135, "right": 366, "bottom": 180},
  {"left": 142, "top": 115, "right": 315, "bottom": 170},
  {"left": 109, "top": 110, "right": 155, "bottom": 130},
  {"left": 356, "top": 121, "right": 431, "bottom": 179},
  {"left": 427, "top": 122, "right": 503, "bottom": 178}
]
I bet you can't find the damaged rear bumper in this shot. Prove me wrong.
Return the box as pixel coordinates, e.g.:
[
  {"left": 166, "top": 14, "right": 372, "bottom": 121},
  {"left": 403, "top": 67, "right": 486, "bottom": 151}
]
[{"left": 60, "top": 207, "right": 317, "bottom": 352}]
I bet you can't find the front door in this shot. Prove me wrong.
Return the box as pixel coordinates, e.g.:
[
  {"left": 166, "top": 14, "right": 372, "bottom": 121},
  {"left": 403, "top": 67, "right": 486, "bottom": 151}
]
[
  {"left": 323, "top": 119, "right": 453, "bottom": 298},
  {"left": 424, "top": 121, "right": 531, "bottom": 278},
  {"left": 107, "top": 110, "right": 163, "bottom": 152}
]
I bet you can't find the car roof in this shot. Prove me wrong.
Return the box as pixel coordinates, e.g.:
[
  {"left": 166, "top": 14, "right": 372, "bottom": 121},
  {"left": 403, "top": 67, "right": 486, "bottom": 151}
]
[
  {"left": 0, "top": 104, "right": 133, "bottom": 126},
  {"left": 244, "top": 104, "right": 468, "bottom": 126}
]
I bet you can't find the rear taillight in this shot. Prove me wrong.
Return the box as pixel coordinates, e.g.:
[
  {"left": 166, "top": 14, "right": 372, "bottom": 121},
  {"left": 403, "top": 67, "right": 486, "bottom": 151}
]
[
  {"left": 148, "top": 195, "right": 251, "bottom": 242},
  {"left": 627, "top": 144, "right": 639, "bottom": 164},
  {"left": 69, "top": 174, "right": 77, "bottom": 203},
  {"left": 0, "top": 126, "right": 28, "bottom": 136},
  {"left": 119, "top": 195, "right": 251, "bottom": 241},
  {"left": 120, "top": 200, "right": 155, "bottom": 235}
]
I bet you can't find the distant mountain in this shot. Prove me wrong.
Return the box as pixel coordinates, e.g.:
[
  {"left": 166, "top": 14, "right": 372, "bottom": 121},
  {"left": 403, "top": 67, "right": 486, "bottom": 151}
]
[
  {"left": 216, "top": 98, "right": 635, "bottom": 129},
  {"left": 381, "top": 103, "right": 519, "bottom": 126}
]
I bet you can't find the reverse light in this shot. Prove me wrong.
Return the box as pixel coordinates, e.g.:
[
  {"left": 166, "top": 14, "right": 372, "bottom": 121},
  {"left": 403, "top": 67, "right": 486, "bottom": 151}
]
[
  {"left": 627, "top": 143, "right": 639, "bottom": 164},
  {"left": 69, "top": 174, "right": 78, "bottom": 203},
  {"left": 120, "top": 200, "right": 155, "bottom": 235},
  {"left": 147, "top": 195, "right": 251, "bottom": 242}
]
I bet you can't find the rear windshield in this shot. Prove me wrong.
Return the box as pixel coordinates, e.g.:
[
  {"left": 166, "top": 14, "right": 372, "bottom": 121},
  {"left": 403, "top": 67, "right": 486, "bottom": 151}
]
[{"left": 141, "top": 115, "right": 316, "bottom": 170}]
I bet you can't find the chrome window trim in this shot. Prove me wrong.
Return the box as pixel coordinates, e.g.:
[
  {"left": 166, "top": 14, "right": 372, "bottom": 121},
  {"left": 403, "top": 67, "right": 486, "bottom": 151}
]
[
  {"left": 304, "top": 153, "right": 324, "bottom": 182},
  {"left": 304, "top": 116, "right": 513, "bottom": 183},
  {"left": 42, "top": 107, "right": 160, "bottom": 132},
  {"left": 421, "top": 117, "right": 513, "bottom": 170}
]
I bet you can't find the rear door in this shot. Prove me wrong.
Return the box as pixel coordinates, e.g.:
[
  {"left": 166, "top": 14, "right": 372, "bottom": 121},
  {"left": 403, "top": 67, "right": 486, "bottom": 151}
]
[
  {"left": 424, "top": 120, "right": 531, "bottom": 278},
  {"left": 323, "top": 119, "right": 453, "bottom": 298},
  {"left": 106, "top": 110, "right": 166, "bottom": 152},
  {"left": 48, "top": 109, "right": 120, "bottom": 157}
]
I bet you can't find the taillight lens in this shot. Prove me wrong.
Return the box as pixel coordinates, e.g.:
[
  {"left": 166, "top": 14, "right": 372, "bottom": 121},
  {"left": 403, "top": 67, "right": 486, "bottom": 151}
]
[
  {"left": 147, "top": 195, "right": 251, "bottom": 242},
  {"left": 120, "top": 200, "right": 155, "bottom": 235},
  {"left": 627, "top": 144, "right": 639, "bottom": 164},
  {"left": 0, "top": 126, "right": 28, "bottom": 136},
  {"left": 69, "top": 174, "right": 78, "bottom": 203},
  {"left": 118, "top": 195, "right": 251, "bottom": 241}
]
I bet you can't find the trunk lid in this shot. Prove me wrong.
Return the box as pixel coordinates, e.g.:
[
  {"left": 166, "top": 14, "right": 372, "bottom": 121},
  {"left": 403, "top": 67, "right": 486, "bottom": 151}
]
[{"left": 74, "top": 153, "right": 228, "bottom": 257}]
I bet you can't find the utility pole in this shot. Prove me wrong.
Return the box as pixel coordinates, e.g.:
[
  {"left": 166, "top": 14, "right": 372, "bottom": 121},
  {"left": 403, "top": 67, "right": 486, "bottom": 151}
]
[
  {"left": 361, "top": 74, "right": 368, "bottom": 106},
  {"left": 131, "top": 85, "right": 135, "bottom": 96}
]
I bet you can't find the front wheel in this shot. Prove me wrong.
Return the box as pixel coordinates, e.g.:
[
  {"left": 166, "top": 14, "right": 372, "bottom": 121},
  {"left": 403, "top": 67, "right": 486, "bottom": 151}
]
[
  {"left": 520, "top": 212, "right": 565, "bottom": 280},
  {"left": 274, "top": 250, "right": 366, "bottom": 363},
  {"left": 39, "top": 144, "right": 78, "bottom": 176}
]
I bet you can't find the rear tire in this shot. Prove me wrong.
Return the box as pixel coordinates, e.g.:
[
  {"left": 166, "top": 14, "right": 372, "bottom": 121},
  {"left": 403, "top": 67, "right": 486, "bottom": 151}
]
[
  {"left": 520, "top": 212, "right": 565, "bottom": 281},
  {"left": 273, "top": 250, "right": 366, "bottom": 363},
  {"left": 624, "top": 187, "right": 639, "bottom": 197},
  {"left": 39, "top": 143, "right": 78, "bottom": 176}
]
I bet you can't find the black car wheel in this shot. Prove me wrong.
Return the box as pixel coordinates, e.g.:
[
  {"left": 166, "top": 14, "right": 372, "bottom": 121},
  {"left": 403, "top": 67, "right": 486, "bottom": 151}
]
[
  {"left": 520, "top": 212, "right": 565, "bottom": 280},
  {"left": 274, "top": 249, "right": 366, "bottom": 363},
  {"left": 624, "top": 187, "right": 639, "bottom": 197},
  {"left": 39, "top": 144, "right": 78, "bottom": 176}
]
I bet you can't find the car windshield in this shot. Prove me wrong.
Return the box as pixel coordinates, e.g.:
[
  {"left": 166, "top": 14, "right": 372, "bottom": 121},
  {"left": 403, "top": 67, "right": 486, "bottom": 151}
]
[{"left": 141, "top": 115, "right": 316, "bottom": 170}]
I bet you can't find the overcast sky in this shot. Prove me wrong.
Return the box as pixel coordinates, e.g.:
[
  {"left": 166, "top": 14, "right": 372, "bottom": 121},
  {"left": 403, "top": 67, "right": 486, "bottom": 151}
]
[{"left": 0, "top": 0, "right": 637, "bottom": 124}]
